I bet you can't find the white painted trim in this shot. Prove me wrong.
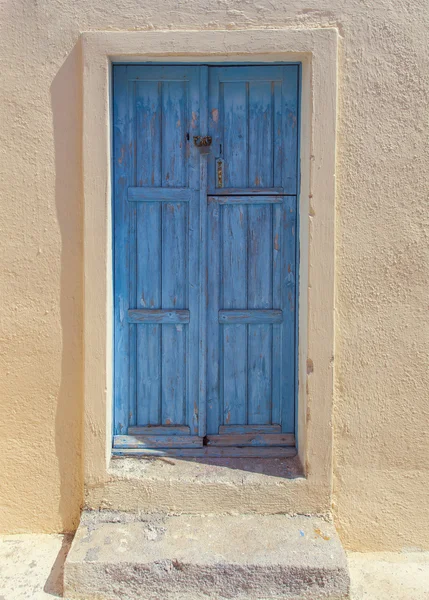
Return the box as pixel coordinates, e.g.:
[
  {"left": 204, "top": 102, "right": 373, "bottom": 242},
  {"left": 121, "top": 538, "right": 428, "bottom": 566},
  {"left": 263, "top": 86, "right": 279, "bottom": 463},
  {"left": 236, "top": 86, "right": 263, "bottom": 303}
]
[{"left": 82, "top": 29, "right": 337, "bottom": 512}]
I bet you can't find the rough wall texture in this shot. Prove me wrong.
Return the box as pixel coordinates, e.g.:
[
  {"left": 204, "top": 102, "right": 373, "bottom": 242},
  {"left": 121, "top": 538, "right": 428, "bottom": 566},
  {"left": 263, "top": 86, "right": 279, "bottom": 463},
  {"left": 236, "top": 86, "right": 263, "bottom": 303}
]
[{"left": 0, "top": 1, "right": 427, "bottom": 549}]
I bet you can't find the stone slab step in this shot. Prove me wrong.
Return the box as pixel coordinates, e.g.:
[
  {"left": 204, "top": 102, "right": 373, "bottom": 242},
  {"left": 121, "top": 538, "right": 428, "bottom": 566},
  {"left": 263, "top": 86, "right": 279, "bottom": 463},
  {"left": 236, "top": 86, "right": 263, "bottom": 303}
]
[{"left": 64, "top": 511, "right": 350, "bottom": 600}]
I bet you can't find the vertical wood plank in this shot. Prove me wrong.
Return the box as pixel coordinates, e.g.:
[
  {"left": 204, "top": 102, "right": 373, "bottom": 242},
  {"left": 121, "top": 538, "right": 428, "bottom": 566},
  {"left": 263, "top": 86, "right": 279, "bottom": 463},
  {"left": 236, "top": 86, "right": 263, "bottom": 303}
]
[
  {"left": 248, "top": 82, "right": 273, "bottom": 188},
  {"left": 207, "top": 67, "right": 222, "bottom": 433},
  {"left": 222, "top": 204, "right": 247, "bottom": 425},
  {"left": 223, "top": 81, "right": 248, "bottom": 188},
  {"left": 273, "top": 81, "right": 283, "bottom": 189},
  {"left": 135, "top": 81, "right": 162, "bottom": 425},
  {"left": 281, "top": 66, "right": 299, "bottom": 194},
  {"left": 136, "top": 204, "right": 162, "bottom": 424},
  {"left": 128, "top": 80, "right": 137, "bottom": 428},
  {"left": 207, "top": 68, "right": 221, "bottom": 192},
  {"left": 281, "top": 195, "right": 297, "bottom": 432},
  {"left": 271, "top": 202, "right": 282, "bottom": 426},
  {"left": 187, "top": 68, "right": 202, "bottom": 435},
  {"left": 160, "top": 78, "right": 189, "bottom": 426},
  {"left": 247, "top": 204, "right": 272, "bottom": 424},
  {"left": 113, "top": 66, "right": 132, "bottom": 435},
  {"left": 161, "top": 201, "right": 187, "bottom": 425},
  {"left": 197, "top": 66, "right": 208, "bottom": 437},
  {"left": 162, "top": 81, "right": 187, "bottom": 187},
  {"left": 206, "top": 200, "right": 221, "bottom": 434},
  {"left": 136, "top": 81, "right": 161, "bottom": 187}
]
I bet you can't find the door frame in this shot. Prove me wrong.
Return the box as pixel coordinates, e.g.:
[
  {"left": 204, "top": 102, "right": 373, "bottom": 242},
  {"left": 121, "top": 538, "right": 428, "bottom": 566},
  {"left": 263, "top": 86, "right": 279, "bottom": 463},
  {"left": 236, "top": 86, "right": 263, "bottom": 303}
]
[{"left": 81, "top": 28, "right": 338, "bottom": 512}]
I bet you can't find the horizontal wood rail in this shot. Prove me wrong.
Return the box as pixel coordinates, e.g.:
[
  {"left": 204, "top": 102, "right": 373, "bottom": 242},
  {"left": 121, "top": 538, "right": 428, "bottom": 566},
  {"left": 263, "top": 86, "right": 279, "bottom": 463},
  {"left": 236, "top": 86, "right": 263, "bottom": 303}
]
[
  {"left": 219, "top": 424, "right": 281, "bottom": 435},
  {"left": 208, "top": 187, "right": 285, "bottom": 196},
  {"left": 209, "top": 195, "right": 284, "bottom": 205},
  {"left": 128, "top": 187, "right": 192, "bottom": 202},
  {"left": 218, "top": 310, "right": 283, "bottom": 324},
  {"left": 112, "top": 446, "right": 297, "bottom": 458},
  {"left": 127, "top": 309, "right": 190, "bottom": 324},
  {"left": 128, "top": 425, "right": 191, "bottom": 436},
  {"left": 114, "top": 435, "right": 203, "bottom": 449},
  {"left": 206, "top": 433, "right": 295, "bottom": 447}
]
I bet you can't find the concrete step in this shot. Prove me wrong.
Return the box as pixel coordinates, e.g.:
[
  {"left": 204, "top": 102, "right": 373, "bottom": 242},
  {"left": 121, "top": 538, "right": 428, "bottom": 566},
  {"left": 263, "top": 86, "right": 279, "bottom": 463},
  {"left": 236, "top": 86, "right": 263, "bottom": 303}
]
[{"left": 64, "top": 511, "right": 350, "bottom": 600}]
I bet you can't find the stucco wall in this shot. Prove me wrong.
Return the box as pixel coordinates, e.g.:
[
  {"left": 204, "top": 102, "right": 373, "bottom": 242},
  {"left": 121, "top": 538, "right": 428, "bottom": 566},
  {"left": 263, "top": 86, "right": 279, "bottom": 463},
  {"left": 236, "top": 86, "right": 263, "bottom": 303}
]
[{"left": 0, "top": 1, "right": 428, "bottom": 550}]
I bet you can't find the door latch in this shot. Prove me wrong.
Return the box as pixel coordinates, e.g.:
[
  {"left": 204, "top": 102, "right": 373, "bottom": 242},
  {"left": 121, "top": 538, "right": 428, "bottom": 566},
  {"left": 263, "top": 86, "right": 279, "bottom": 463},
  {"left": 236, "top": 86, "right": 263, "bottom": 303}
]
[
  {"left": 193, "top": 135, "right": 212, "bottom": 147},
  {"left": 216, "top": 158, "right": 224, "bottom": 188}
]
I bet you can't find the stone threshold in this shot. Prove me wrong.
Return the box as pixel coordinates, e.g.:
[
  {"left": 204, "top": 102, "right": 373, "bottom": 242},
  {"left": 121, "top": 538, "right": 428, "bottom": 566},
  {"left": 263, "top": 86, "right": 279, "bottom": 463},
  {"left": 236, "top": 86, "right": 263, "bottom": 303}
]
[{"left": 85, "top": 456, "right": 330, "bottom": 515}]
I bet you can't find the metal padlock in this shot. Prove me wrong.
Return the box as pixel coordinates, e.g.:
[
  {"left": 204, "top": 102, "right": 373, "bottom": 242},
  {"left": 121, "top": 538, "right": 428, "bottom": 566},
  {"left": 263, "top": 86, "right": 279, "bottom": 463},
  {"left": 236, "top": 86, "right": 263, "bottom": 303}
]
[{"left": 193, "top": 135, "right": 212, "bottom": 148}]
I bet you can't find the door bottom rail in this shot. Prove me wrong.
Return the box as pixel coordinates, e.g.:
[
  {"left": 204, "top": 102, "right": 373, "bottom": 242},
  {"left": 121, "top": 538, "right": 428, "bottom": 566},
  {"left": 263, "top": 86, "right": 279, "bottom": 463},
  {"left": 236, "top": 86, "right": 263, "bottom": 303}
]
[{"left": 113, "top": 431, "right": 296, "bottom": 458}]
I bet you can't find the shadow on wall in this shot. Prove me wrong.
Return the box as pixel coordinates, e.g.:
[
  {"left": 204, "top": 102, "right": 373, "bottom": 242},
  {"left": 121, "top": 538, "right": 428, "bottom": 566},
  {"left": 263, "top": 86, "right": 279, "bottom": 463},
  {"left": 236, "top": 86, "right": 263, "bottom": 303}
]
[{"left": 51, "top": 41, "right": 84, "bottom": 532}]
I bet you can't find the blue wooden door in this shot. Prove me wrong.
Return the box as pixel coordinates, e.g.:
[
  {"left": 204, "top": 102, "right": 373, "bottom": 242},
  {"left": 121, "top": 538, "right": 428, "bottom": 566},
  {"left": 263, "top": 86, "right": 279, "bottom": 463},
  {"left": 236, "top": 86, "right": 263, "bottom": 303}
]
[
  {"left": 112, "top": 65, "right": 299, "bottom": 456},
  {"left": 206, "top": 66, "right": 299, "bottom": 448}
]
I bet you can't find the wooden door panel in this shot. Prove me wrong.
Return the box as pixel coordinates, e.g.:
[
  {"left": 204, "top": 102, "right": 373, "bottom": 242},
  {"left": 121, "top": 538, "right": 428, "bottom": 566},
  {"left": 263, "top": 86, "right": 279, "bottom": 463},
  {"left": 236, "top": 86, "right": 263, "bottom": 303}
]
[
  {"left": 206, "top": 193, "right": 297, "bottom": 436},
  {"left": 113, "top": 65, "right": 201, "bottom": 439},
  {"left": 208, "top": 66, "right": 299, "bottom": 195}
]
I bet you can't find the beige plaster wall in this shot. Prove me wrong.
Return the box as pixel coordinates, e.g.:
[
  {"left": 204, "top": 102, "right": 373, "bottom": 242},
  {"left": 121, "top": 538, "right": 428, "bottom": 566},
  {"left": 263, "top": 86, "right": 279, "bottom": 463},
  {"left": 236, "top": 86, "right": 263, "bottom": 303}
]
[{"left": 0, "top": 1, "right": 428, "bottom": 550}]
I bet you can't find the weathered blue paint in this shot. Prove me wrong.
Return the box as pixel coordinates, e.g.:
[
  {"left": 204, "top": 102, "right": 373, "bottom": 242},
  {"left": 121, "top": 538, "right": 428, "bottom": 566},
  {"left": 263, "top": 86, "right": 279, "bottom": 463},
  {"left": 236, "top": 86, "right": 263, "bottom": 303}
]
[
  {"left": 219, "top": 424, "right": 281, "bottom": 435},
  {"left": 112, "top": 447, "right": 297, "bottom": 458},
  {"left": 206, "top": 433, "right": 295, "bottom": 447},
  {"left": 198, "top": 66, "right": 209, "bottom": 438},
  {"left": 206, "top": 66, "right": 299, "bottom": 436},
  {"left": 113, "top": 65, "right": 202, "bottom": 437},
  {"left": 114, "top": 434, "right": 204, "bottom": 449},
  {"left": 127, "top": 309, "right": 190, "bottom": 324},
  {"left": 128, "top": 425, "right": 191, "bottom": 435},
  {"left": 128, "top": 187, "right": 192, "bottom": 202},
  {"left": 218, "top": 310, "right": 283, "bottom": 324},
  {"left": 207, "top": 66, "right": 299, "bottom": 195},
  {"left": 113, "top": 64, "right": 299, "bottom": 452}
]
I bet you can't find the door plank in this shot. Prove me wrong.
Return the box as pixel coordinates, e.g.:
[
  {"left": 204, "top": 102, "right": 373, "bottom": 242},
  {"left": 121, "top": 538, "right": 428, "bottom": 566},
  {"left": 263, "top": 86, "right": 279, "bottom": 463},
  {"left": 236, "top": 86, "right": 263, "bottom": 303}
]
[
  {"left": 223, "top": 81, "right": 248, "bottom": 188},
  {"left": 161, "top": 201, "right": 187, "bottom": 425},
  {"left": 128, "top": 187, "right": 192, "bottom": 202},
  {"left": 206, "top": 200, "right": 221, "bottom": 435},
  {"left": 135, "top": 80, "right": 161, "bottom": 187},
  {"left": 272, "top": 204, "right": 283, "bottom": 426},
  {"left": 219, "top": 310, "right": 282, "bottom": 324},
  {"left": 222, "top": 204, "right": 248, "bottom": 425},
  {"left": 219, "top": 424, "right": 281, "bottom": 435},
  {"left": 160, "top": 78, "right": 189, "bottom": 428},
  {"left": 209, "top": 194, "right": 283, "bottom": 204},
  {"left": 128, "top": 309, "right": 190, "bottom": 324},
  {"left": 161, "top": 81, "right": 187, "bottom": 187},
  {"left": 209, "top": 66, "right": 286, "bottom": 82},
  {"left": 209, "top": 188, "right": 285, "bottom": 196},
  {"left": 206, "top": 433, "right": 295, "bottom": 447},
  {"left": 198, "top": 66, "right": 209, "bottom": 437},
  {"left": 135, "top": 205, "right": 162, "bottom": 425},
  {"left": 114, "top": 435, "right": 203, "bottom": 449},
  {"left": 112, "top": 446, "right": 297, "bottom": 458},
  {"left": 248, "top": 81, "right": 274, "bottom": 188},
  {"left": 128, "top": 81, "right": 138, "bottom": 429},
  {"left": 128, "top": 425, "right": 191, "bottom": 435},
  {"left": 136, "top": 203, "right": 162, "bottom": 424},
  {"left": 281, "top": 66, "right": 299, "bottom": 194},
  {"left": 247, "top": 203, "right": 273, "bottom": 425},
  {"left": 113, "top": 67, "right": 133, "bottom": 435},
  {"left": 281, "top": 195, "right": 297, "bottom": 433},
  {"left": 135, "top": 80, "right": 162, "bottom": 426}
]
